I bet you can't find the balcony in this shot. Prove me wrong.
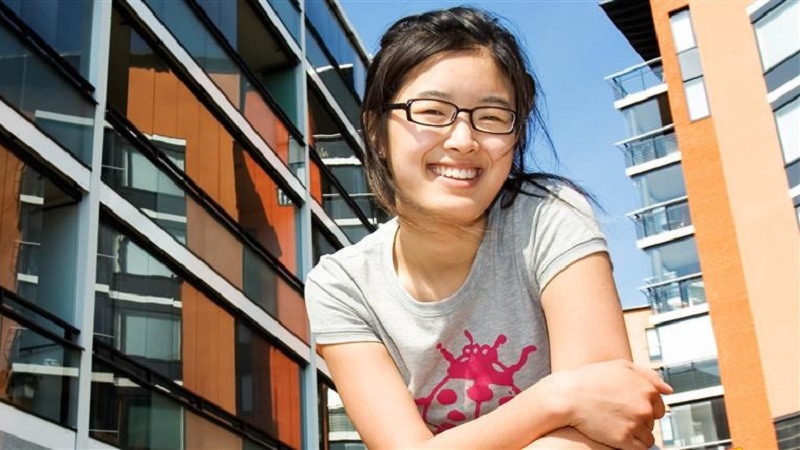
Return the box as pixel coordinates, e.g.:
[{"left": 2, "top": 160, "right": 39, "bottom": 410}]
[
  {"left": 605, "top": 57, "right": 665, "bottom": 101},
  {"left": 644, "top": 274, "right": 706, "bottom": 314},
  {"left": 631, "top": 197, "right": 692, "bottom": 240},
  {"left": 617, "top": 125, "right": 678, "bottom": 168},
  {"left": 661, "top": 358, "right": 720, "bottom": 395}
]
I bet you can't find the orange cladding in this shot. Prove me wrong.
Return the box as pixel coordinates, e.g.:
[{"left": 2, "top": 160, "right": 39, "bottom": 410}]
[{"left": 651, "top": 0, "right": 798, "bottom": 448}]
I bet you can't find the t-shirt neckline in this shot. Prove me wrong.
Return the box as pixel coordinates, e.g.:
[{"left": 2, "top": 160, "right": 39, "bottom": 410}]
[{"left": 380, "top": 207, "right": 498, "bottom": 317}]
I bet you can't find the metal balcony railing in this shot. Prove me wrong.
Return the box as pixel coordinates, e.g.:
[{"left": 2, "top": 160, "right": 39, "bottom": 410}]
[
  {"left": 645, "top": 274, "right": 706, "bottom": 314},
  {"left": 631, "top": 198, "right": 692, "bottom": 239},
  {"left": 660, "top": 358, "right": 721, "bottom": 395},
  {"left": 617, "top": 125, "right": 678, "bottom": 168},
  {"left": 605, "top": 57, "right": 665, "bottom": 101}
]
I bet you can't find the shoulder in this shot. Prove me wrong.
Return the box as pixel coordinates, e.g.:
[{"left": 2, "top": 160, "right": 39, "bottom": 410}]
[
  {"left": 497, "top": 179, "right": 597, "bottom": 226},
  {"left": 306, "top": 219, "right": 395, "bottom": 289}
]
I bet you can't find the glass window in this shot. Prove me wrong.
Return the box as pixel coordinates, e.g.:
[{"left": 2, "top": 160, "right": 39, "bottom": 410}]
[
  {"left": 633, "top": 163, "right": 687, "bottom": 207},
  {"left": 107, "top": 9, "right": 301, "bottom": 275},
  {"left": 685, "top": 77, "right": 710, "bottom": 121},
  {"left": 89, "top": 359, "right": 275, "bottom": 450},
  {"left": 656, "top": 314, "right": 717, "bottom": 366},
  {"left": 670, "top": 10, "right": 696, "bottom": 53},
  {"left": 140, "top": 0, "right": 303, "bottom": 170},
  {"left": 0, "top": 145, "right": 80, "bottom": 323},
  {"left": 0, "top": 298, "right": 80, "bottom": 428},
  {"left": 661, "top": 397, "right": 730, "bottom": 448},
  {"left": 1, "top": 0, "right": 95, "bottom": 80},
  {"left": 0, "top": 20, "right": 95, "bottom": 164},
  {"left": 646, "top": 328, "right": 661, "bottom": 362},
  {"left": 645, "top": 236, "right": 701, "bottom": 282},
  {"left": 754, "top": 0, "right": 800, "bottom": 71},
  {"left": 678, "top": 47, "right": 703, "bottom": 81},
  {"left": 776, "top": 97, "right": 799, "bottom": 165},
  {"left": 236, "top": 321, "right": 302, "bottom": 448},
  {"left": 622, "top": 94, "right": 673, "bottom": 137},
  {"left": 101, "top": 127, "right": 310, "bottom": 344},
  {"left": 312, "top": 220, "right": 341, "bottom": 266}
]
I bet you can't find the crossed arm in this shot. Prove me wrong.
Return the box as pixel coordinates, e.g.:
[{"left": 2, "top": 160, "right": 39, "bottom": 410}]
[{"left": 319, "top": 253, "right": 671, "bottom": 449}]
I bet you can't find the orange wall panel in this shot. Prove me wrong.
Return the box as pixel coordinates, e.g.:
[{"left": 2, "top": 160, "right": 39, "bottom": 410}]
[
  {"left": 650, "top": 1, "right": 786, "bottom": 447},
  {"left": 0, "top": 148, "right": 22, "bottom": 291},
  {"left": 181, "top": 283, "right": 237, "bottom": 414}
]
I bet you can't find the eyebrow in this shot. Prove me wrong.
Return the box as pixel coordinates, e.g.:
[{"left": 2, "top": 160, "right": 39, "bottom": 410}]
[{"left": 414, "top": 90, "right": 514, "bottom": 109}]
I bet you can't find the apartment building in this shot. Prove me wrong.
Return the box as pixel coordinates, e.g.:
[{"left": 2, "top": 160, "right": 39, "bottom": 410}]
[
  {"left": 0, "top": 0, "right": 380, "bottom": 448},
  {"left": 604, "top": 0, "right": 799, "bottom": 449}
]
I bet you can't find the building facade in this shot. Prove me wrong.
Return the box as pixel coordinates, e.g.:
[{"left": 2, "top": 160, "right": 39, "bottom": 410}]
[
  {"left": 0, "top": 0, "right": 379, "bottom": 448},
  {"left": 604, "top": 0, "right": 799, "bottom": 449}
]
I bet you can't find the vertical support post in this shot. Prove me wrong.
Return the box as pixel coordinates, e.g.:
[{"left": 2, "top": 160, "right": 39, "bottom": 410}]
[
  {"left": 73, "top": 1, "right": 112, "bottom": 448},
  {"left": 298, "top": 1, "right": 320, "bottom": 448}
]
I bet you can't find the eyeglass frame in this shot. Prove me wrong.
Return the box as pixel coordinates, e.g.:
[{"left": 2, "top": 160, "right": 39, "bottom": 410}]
[{"left": 382, "top": 98, "right": 518, "bottom": 135}]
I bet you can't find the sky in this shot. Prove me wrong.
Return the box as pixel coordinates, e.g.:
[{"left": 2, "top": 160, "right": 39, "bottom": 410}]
[{"left": 337, "top": 0, "right": 653, "bottom": 309}]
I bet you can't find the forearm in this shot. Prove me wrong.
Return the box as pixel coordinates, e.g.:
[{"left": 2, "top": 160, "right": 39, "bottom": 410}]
[
  {"left": 524, "top": 427, "right": 615, "bottom": 450},
  {"left": 412, "top": 376, "right": 569, "bottom": 449}
]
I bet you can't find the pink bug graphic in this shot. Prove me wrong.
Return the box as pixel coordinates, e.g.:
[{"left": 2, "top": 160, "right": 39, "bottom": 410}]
[{"left": 415, "top": 330, "right": 537, "bottom": 433}]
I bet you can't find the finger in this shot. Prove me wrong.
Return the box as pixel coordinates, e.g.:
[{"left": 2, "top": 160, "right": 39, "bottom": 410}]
[
  {"left": 652, "top": 394, "right": 666, "bottom": 419},
  {"left": 631, "top": 365, "right": 673, "bottom": 394},
  {"left": 633, "top": 426, "right": 655, "bottom": 450}
]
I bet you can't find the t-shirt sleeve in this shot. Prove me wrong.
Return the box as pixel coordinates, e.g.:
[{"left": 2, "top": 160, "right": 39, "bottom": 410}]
[
  {"left": 305, "top": 256, "right": 381, "bottom": 346},
  {"left": 522, "top": 184, "right": 609, "bottom": 294}
]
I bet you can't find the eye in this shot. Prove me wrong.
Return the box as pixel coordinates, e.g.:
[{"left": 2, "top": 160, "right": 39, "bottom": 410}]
[{"left": 476, "top": 109, "right": 512, "bottom": 124}]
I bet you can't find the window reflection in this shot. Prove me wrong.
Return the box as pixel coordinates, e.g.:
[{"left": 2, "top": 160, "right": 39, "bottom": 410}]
[
  {"left": 107, "top": 6, "right": 299, "bottom": 275},
  {"left": 0, "top": 144, "right": 79, "bottom": 323},
  {"left": 645, "top": 237, "right": 701, "bottom": 282},
  {"left": 0, "top": 19, "right": 95, "bottom": 163},
  {"left": 0, "top": 0, "right": 95, "bottom": 80},
  {"left": 632, "top": 163, "right": 687, "bottom": 208},
  {"left": 622, "top": 93, "right": 673, "bottom": 137}
]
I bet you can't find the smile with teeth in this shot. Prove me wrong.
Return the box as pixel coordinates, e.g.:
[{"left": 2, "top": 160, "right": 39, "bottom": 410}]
[{"left": 430, "top": 165, "right": 481, "bottom": 180}]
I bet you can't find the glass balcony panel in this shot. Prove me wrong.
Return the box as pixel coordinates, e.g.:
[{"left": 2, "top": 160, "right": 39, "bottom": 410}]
[
  {"left": 0, "top": 21, "right": 95, "bottom": 164},
  {"left": 101, "top": 131, "right": 309, "bottom": 344},
  {"left": 1, "top": 0, "right": 94, "bottom": 80},
  {"left": 648, "top": 275, "right": 706, "bottom": 314},
  {"left": 312, "top": 221, "right": 342, "bottom": 266},
  {"left": 606, "top": 59, "right": 664, "bottom": 101},
  {"left": 661, "top": 358, "right": 720, "bottom": 394},
  {"left": 0, "top": 145, "right": 80, "bottom": 324},
  {"left": 621, "top": 93, "right": 673, "bottom": 137},
  {"left": 306, "top": 4, "right": 367, "bottom": 99},
  {"left": 141, "top": 0, "right": 300, "bottom": 171},
  {"left": 633, "top": 199, "right": 692, "bottom": 239},
  {"left": 0, "top": 308, "right": 79, "bottom": 428},
  {"left": 656, "top": 315, "right": 717, "bottom": 366},
  {"left": 265, "top": 0, "right": 301, "bottom": 43},
  {"left": 89, "top": 359, "right": 275, "bottom": 450},
  {"left": 633, "top": 163, "right": 687, "bottom": 208},
  {"left": 621, "top": 128, "right": 678, "bottom": 168},
  {"left": 661, "top": 397, "right": 731, "bottom": 448},
  {"left": 310, "top": 158, "right": 371, "bottom": 243},
  {"left": 306, "top": 36, "right": 362, "bottom": 127},
  {"left": 646, "top": 237, "right": 701, "bottom": 283}
]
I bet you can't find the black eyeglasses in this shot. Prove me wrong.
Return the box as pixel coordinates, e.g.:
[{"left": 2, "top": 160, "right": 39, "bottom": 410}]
[{"left": 383, "top": 98, "right": 517, "bottom": 135}]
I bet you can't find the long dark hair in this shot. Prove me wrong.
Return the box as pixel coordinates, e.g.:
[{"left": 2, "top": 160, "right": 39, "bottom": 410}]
[{"left": 361, "top": 6, "right": 594, "bottom": 217}]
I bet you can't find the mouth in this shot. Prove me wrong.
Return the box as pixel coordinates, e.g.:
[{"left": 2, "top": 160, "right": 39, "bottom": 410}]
[{"left": 429, "top": 165, "right": 482, "bottom": 181}]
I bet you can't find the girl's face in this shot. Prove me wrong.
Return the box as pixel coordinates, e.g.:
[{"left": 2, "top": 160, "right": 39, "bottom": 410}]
[{"left": 386, "top": 50, "right": 517, "bottom": 226}]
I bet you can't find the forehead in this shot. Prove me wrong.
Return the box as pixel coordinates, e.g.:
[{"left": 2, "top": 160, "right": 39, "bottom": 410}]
[{"left": 395, "top": 50, "right": 515, "bottom": 105}]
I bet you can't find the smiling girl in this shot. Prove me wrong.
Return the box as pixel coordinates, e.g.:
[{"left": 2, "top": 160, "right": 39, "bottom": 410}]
[{"left": 306, "top": 7, "right": 671, "bottom": 449}]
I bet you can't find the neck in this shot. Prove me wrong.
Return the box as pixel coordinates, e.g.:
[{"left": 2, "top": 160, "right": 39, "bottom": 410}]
[{"left": 393, "top": 215, "right": 487, "bottom": 302}]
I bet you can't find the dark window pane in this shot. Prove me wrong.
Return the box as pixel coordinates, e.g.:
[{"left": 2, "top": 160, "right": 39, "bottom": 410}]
[
  {"left": 0, "top": 22, "right": 95, "bottom": 163},
  {"left": 1, "top": 0, "right": 94, "bottom": 80},
  {"left": 766, "top": 51, "right": 800, "bottom": 93}
]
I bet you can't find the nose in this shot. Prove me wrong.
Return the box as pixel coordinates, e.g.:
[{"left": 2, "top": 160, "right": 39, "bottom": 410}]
[{"left": 443, "top": 112, "right": 478, "bottom": 153}]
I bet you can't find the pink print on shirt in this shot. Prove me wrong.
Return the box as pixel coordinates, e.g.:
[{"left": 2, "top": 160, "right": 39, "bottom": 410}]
[{"left": 414, "top": 330, "right": 537, "bottom": 433}]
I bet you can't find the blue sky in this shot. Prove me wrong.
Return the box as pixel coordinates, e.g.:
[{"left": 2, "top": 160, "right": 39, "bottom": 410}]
[{"left": 338, "top": 0, "right": 652, "bottom": 309}]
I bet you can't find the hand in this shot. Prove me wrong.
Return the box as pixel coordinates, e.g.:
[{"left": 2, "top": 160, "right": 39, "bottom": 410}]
[{"left": 551, "top": 359, "right": 672, "bottom": 450}]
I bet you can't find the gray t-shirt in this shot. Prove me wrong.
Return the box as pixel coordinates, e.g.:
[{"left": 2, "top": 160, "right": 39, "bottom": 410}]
[{"left": 306, "top": 183, "right": 607, "bottom": 434}]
